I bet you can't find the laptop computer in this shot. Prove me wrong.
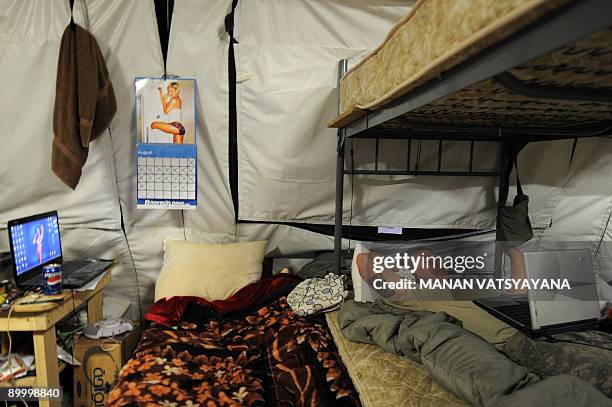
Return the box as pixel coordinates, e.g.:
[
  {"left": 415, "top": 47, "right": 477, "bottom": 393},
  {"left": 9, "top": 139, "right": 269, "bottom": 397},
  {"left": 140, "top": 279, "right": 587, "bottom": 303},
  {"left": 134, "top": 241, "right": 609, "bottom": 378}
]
[
  {"left": 8, "top": 211, "right": 113, "bottom": 289},
  {"left": 473, "top": 249, "right": 601, "bottom": 336}
]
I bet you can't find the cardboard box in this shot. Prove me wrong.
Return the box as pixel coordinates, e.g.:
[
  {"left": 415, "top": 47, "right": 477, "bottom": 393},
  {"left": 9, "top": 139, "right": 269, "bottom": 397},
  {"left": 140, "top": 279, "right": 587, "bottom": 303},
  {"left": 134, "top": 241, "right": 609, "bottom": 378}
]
[{"left": 73, "top": 325, "right": 140, "bottom": 407}]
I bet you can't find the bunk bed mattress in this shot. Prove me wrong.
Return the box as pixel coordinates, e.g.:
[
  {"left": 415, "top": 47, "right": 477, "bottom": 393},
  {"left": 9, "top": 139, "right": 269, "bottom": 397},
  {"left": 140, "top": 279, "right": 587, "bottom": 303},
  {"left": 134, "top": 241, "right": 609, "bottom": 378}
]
[
  {"left": 326, "top": 311, "right": 466, "bottom": 407},
  {"left": 385, "top": 27, "right": 612, "bottom": 129},
  {"left": 331, "top": 0, "right": 579, "bottom": 128}
]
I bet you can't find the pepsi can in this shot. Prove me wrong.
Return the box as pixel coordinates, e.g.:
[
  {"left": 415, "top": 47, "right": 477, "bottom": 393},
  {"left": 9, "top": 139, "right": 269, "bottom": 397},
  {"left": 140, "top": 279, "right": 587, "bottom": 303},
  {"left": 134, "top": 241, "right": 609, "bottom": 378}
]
[{"left": 43, "top": 264, "right": 63, "bottom": 295}]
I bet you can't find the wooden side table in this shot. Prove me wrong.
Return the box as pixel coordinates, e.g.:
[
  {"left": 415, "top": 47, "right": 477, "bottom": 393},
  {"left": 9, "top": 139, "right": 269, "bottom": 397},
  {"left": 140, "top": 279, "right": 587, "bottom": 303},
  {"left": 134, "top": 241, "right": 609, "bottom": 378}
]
[{"left": 0, "top": 268, "right": 113, "bottom": 407}]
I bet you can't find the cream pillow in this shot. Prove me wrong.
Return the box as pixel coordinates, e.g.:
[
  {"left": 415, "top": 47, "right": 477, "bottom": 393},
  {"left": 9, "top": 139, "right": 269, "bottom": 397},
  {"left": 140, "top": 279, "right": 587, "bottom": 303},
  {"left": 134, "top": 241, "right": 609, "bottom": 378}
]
[{"left": 154, "top": 240, "right": 267, "bottom": 302}]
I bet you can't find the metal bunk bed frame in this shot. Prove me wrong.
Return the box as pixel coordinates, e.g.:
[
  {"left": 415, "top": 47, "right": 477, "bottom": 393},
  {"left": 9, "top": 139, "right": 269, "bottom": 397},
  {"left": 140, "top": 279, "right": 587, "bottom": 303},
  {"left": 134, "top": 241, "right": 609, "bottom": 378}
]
[{"left": 333, "top": 0, "right": 612, "bottom": 272}]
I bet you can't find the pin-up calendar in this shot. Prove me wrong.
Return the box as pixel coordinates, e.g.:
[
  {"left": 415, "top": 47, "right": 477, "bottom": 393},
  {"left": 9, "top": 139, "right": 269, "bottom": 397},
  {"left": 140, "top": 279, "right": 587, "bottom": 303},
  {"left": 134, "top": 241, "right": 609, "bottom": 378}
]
[{"left": 135, "top": 78, "right": 197, "bottom": 209}]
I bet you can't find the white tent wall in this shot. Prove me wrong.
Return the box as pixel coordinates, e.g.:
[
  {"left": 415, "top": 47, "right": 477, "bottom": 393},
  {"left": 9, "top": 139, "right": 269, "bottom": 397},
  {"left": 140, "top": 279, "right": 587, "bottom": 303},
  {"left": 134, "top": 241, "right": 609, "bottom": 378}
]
[
  {"left": 539, "top": 138, "right": 612, "bottom": 280},
  {"left": 167, "top": 0, "right": 346, "bottom": 257},
  {"left": 233, "top": 0, "right": 575, "bottom": 232},
  {"left": 0, "top": 0, "right": 172, "bottom": 318},
  {"left": 0, "top": 0, "right": 120, "bottom": 229},
  {"left": 165, "top": 0, "right": 237, "bottom": 244},
  {"left": 343, "top": 139, "right": 574, "bottom": 230},
  {"left": 1, "top": 0, "right": 611, "bottom": 316},
  {"left": 235, "top": 0, "right": 413, "bottom": 226},
  {"left": 79, "top": 0, "right": 185, "bottom": 313},
  {"left": 0, "top": 0, "right": 136, "bottom": 315}
]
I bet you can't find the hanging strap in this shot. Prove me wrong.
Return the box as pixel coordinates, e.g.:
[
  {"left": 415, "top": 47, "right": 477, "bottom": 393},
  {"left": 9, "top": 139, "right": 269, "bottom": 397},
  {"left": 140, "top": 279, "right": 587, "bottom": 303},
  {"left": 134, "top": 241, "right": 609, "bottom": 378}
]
[
  {"left": 497, "top": 140, "right": 528, "bottom": 210},
  {"left": 162, "top": 0, "right": 173, "bottom": 78},
  {"left": 225, "top": 0, "right": 239, "bottom": 44},
  {"left": 514, "top": 158, "right": 524, "bottom": 197},
  {"left": 69, "top": 0, "right": 75, "bottom": 26},
  {"left": 569, "top": 137, "right": 578, "bottom": 168}
]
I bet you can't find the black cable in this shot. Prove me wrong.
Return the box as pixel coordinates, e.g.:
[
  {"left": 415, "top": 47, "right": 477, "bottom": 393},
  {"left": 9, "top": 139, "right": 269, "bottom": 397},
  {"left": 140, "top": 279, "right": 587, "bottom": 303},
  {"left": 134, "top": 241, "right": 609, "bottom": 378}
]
[
  {"left": 107, "top": 127, "right": 142, "bottom": 318},
  {"left": 120, "top": 218, "right": 142, "bottom": 319},
  {"left": 540, "top": 334, "right": 612, "bottom": 352},
  {"left": 568, "top": 138, "right": 578, "bottom": 168},
  {"left": 592, "top": 197, "right": 612, "bottom": 289},
  {"left": 70, "top": 291, "right": 78, "bottom": 370},
  {"left": 595, "top": 203, "right": 612, "bottom": 258},
  {"left": 180, "top": 210, "right": 187, "bottom": 241}
]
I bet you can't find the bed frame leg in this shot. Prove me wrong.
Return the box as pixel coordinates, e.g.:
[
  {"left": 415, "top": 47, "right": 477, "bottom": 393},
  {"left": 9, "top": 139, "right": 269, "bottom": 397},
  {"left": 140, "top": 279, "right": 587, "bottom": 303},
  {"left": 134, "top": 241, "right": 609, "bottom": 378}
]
[
  {"left": 334, "top": 131, "right": 345, "bottom": 274},
  {"left": 334, "top": 59, "right": 349, "bottom": 274}
]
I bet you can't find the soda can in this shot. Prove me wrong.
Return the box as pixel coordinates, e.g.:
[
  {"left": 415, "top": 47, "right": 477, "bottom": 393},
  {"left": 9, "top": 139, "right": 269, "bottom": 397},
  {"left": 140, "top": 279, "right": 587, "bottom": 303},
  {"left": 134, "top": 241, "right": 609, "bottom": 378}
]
[{"left": 43, "top": 264, "right": 63, "bottom": 295}]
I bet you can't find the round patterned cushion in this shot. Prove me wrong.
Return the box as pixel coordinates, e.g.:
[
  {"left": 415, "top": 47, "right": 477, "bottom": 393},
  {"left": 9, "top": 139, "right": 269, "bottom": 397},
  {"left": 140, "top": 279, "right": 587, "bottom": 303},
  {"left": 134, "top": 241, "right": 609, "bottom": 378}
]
[{"left": 287, "top": 274, "right": 348, "bottom": 316}]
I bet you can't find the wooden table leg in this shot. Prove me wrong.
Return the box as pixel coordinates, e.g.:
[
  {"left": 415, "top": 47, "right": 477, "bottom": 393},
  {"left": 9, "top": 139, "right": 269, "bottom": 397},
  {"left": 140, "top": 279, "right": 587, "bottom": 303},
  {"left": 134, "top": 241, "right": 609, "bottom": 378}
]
[
  {"left": 33, "top": 328, "right": 60, "bottom": 407},
  {"left": 87, "top": 292, "right": 103, "bottom": 323}
]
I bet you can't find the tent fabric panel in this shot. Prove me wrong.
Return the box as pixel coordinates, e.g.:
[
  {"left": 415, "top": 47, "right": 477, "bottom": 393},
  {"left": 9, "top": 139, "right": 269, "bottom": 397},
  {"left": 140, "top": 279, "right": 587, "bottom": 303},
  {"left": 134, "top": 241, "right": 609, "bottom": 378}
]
[
  {"left": 167, "top": 0, "right": 237, "bottom": 237},
  {"left": 233, "top": 0, "right": 570, "bottom": 230},
  {"left": 235, "top": 0, "right": 411, "bottom": 225},
  {"left": 0, "top": 0, "right": 120, "bottom": 230}
]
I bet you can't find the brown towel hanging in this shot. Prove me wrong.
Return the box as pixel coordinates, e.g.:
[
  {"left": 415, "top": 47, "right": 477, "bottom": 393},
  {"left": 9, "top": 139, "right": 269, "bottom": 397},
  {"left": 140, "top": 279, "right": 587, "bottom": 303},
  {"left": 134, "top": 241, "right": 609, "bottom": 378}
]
[{"left": 51, "top": 14, "right": 116, "bottom": 189}]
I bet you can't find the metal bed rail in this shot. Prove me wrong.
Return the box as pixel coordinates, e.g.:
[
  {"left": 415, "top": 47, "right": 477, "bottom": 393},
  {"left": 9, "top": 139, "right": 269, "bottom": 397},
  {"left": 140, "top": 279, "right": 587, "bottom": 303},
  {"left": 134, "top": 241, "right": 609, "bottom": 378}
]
[{"left": 332, "top": 0, "right": 612, "bottom": 272}]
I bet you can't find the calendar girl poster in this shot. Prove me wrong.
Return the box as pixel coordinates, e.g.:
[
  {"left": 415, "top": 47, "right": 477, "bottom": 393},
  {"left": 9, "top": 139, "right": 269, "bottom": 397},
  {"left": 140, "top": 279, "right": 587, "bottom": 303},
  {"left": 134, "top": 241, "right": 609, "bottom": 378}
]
[{"left": 135, "top": 78, "right": 197, "bottom": 209}]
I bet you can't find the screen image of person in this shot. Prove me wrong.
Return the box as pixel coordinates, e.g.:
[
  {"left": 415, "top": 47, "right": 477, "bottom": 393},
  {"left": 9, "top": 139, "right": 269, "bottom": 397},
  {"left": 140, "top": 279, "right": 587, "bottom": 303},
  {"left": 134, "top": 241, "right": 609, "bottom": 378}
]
[{"left": 32, "top": 224, "right": 44, "bottom": 263}]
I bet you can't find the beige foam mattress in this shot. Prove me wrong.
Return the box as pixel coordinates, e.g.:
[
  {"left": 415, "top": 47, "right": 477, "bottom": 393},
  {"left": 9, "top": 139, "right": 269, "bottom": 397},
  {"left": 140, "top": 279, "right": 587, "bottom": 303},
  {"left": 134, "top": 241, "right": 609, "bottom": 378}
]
[
  {"left": 326, "top": 311, "right": 466, "bottom": 407},
  {"left": 329, "top": 0, "right": 606, "bottom": 128}
]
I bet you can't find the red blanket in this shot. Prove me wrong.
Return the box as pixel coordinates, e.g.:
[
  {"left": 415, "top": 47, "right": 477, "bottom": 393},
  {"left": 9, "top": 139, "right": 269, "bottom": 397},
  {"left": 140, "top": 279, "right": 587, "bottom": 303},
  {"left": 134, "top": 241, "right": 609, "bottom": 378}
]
[{"left": 145, "top": 274, "right": 302, "bottom": 326}]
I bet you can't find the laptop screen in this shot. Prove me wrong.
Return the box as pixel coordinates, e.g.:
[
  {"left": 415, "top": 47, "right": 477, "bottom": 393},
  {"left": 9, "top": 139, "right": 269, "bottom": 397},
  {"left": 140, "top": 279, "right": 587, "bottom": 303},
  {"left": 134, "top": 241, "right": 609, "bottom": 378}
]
[{"left": 9, "top": 212, "right": 61, "bottom": 277}]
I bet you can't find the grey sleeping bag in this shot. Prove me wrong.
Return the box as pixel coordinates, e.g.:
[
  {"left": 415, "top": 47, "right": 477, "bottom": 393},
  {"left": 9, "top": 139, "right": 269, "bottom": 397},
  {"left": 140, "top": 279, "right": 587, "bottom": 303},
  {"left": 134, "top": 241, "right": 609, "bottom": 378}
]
[{"left": 338, "top": 300, "right": 611, "bottom": 407}]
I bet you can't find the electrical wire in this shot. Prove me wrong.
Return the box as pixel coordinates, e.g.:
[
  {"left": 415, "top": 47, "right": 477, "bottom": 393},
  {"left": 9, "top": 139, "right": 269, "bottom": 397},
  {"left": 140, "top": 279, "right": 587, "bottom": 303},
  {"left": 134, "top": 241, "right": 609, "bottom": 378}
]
[
  {"left": 592, "top": 197, "right": 612, "bottom": 289},
  {"left": 70, "top": 290, "right": 79, "bottom": 367},
  {"left": 5, "top": 304, "right": 14, "bottom": 384},
  {"left": 100, "top": 337, "right": 120, "bottom": 353},
  {"left": 595, "top": 202, "right": 612, "bottom": 258},
  {"left": 180, "top": 210, "right": 187, "bottom": 242},
  {"left": 4, "top": 304, "right": 27, "bottom": 407},
  {"left": 107, "top": 127, "right": 142, "bottom": 318}
]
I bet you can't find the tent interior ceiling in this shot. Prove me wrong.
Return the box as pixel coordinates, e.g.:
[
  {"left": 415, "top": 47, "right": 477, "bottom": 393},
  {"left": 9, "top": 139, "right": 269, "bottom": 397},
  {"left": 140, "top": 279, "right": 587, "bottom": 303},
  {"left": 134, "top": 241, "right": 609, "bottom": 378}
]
[{"left": 1, "top": 0, "right": 611, "bottom": 316}]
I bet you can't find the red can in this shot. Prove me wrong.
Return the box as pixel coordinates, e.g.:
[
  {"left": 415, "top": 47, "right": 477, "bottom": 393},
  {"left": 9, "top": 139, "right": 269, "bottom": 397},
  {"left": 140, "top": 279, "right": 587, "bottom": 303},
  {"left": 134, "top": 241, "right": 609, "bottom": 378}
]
[{"left": 43, "top": 264, "right": 63, "bottom": 295}]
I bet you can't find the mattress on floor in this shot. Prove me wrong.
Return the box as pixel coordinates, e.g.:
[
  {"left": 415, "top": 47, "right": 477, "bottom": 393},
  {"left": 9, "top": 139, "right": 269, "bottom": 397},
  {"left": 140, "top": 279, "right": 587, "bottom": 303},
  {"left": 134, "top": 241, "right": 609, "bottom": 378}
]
[
  {"left": 326, "top": 311, "right": 466, "bottom": 407},
  {"left": 329, "top": 0, "right": 579, "bottom": 128}
]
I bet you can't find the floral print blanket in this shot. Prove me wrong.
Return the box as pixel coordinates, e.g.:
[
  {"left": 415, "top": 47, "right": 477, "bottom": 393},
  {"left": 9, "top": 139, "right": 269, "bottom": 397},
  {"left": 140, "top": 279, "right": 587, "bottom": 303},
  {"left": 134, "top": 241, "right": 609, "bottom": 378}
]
[{"left": 108, "top": 296, "right": 360, "bottom": 406}]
